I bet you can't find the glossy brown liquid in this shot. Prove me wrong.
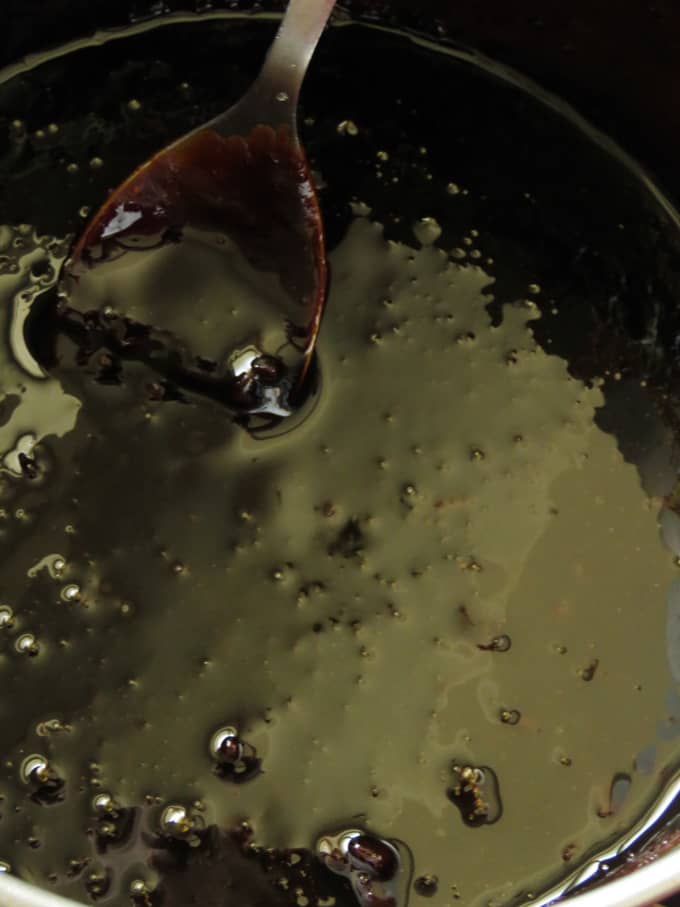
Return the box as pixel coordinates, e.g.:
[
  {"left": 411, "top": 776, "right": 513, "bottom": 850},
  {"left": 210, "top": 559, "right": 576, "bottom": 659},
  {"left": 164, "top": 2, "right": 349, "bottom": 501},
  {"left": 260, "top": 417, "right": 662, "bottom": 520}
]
[{"left": 1, "top": 13, "right": 680, "bottom": 907}]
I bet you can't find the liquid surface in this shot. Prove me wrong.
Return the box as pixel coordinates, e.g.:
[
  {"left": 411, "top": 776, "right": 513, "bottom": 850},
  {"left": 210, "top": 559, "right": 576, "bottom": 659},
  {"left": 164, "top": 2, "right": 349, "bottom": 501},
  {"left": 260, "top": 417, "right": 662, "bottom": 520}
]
[{"left": 1, "top": 13, "right": 680, "bottom": 907}]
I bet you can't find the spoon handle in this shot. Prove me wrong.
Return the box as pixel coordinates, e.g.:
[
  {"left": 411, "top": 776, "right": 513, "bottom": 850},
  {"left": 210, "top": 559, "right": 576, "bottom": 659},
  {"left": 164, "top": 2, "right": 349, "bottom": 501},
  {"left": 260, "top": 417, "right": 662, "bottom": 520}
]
[{"left": 259, "top": 0, "right": 337, "bottom": 102}]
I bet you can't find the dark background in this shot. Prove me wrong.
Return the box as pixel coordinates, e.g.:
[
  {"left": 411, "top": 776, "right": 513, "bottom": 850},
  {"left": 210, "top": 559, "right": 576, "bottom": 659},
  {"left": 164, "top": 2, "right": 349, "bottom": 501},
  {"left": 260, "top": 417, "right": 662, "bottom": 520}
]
[{"left": 1, "top": 0, "right": 679, "bottom": 206}]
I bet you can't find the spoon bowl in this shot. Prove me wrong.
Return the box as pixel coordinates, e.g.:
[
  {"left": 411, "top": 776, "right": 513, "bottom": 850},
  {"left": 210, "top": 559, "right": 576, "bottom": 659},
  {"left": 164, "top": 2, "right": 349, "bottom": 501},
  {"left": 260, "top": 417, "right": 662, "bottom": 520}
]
[{"left": 58, "top": 0, "right": 336, "bottom": 418}]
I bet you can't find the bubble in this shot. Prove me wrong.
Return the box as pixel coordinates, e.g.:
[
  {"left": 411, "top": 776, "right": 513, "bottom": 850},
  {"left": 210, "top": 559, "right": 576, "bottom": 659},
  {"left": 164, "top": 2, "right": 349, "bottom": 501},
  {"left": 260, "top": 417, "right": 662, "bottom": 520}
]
[
  {"left": 66, "top": 163, "right": 79, "bottom": 174},
  {"left": 28, "top": 554, "right": 67, "bottom": 580},
  {"left": 276, "top": 91, "right": 289, "bottom": 102},
  {"left": 528, "top": 283, "right": 541, "bottom": 295},
  {"left": 61, "top": 583, "right": 81, "bottom": 602},
  {"left": 414, "top": 875, "right": 438, "bottom": 897},
  {"left": 79, "top": 206, "right": 91, "bottom": 219},
  {"left": 376, "top": 150, "right": 390, "bottom": 162},
  {"left": 127, "top": 99, "right": 142, "bottom": 112},
  {"left": 400, "top": 483, "right": 418, "bottom": 509},
  {"left": 413, "top": 217, "right": 442, "bottom": 246},
  {"left": 20, "top": 755, "right": 49, "bottom": 785},
  {"left": 446, "top": 182, "right": 460, "bottom": 195},
  {"left": 499, "top": 708, "right": 521, "bottom": 726},
  {"left": 130, "top": 879, "right": 152, "bottom": 897},
  {"left": 210, "top": 726, "right": 243, "bottom": 763},
  {"left": 15, "top": 633, "right": 39, "bottom": 656},
  {"left": 318, "top": 829, "right": 355, "bottom": 862},
  {"left": 160, "top": 803, "right": 194, "bottom": 837},
  {"left": 337, "top": 120, "right": 359, "bottom": 136},
  {"left": 98, "top": 821, "right": 117, "bottom": 839},
  {"left": 85, "top": 870, "right": 110, "bottom": 899},
  {"left": 36, "top": 718, "right": 70, "bottom": 736},
  {"left": 0, "top": 606, "right": 13, "bottom": 628},
  {"left": 47, "top": 123, "right": 59, "bottom": 135},
  {"left": 92, "top": 792, "right": 115, "bottom": 813},
  {"left": 209, "top": 725, "right": 261, "bottom": 783},
  {"left": 89, "top": 157, "right": 104, "bottom": 170}
]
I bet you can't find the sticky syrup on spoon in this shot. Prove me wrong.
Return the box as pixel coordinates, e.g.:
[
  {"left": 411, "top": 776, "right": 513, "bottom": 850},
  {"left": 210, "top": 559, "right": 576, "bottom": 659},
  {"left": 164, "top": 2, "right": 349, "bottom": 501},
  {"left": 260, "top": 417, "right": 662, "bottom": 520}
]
[{"left": 58, "top": 124, "right": 325, "bottom": 424}]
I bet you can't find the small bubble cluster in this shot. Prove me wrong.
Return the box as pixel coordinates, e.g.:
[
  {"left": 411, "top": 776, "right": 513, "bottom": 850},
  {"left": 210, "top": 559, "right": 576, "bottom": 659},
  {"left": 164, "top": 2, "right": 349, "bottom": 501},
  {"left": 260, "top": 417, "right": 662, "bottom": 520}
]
[
  {"left": 447, "top": 763, "right": 502, "bottom": 826},
  {"left": 317, "top": 829, "right": 405, "bottom": 907}
]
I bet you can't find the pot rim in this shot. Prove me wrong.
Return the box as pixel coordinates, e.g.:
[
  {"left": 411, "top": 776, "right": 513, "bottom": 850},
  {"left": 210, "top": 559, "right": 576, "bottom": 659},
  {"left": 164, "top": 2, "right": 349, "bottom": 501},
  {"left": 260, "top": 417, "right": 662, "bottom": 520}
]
[
  {"left": 0, "top": 847, "right": 679, "bottom": 907},
  {"left": 1, "top": 11, "right": 680, "bottom": 907}
]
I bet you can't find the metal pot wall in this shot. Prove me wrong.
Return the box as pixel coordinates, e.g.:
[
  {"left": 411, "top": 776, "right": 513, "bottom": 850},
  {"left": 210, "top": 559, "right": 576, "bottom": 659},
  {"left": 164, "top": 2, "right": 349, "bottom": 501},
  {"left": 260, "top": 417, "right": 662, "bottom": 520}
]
[{"left": 0, "top": 3, "right": 679, "bottom": 907}]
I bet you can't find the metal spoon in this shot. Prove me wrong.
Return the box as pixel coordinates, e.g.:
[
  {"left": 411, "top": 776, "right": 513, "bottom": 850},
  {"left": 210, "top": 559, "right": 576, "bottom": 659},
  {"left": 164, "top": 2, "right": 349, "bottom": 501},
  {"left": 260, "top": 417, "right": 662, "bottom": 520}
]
[{"left": 58, "top": 0, "right": 336, "bottom": 419}]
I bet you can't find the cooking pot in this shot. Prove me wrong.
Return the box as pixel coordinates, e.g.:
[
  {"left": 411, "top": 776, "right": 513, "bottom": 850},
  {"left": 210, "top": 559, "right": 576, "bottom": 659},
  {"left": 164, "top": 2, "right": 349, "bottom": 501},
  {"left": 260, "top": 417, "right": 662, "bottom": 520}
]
[{"left": 0, "top": 2, "right": 679, "bottom": 906}]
